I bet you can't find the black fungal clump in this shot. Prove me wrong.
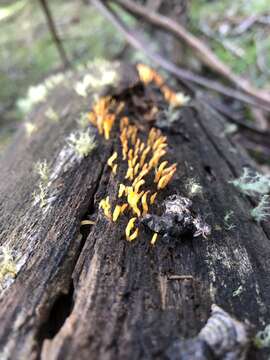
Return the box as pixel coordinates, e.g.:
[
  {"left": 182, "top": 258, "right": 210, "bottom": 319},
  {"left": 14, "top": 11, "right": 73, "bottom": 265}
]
[{"left": 142, "top": 194, "right": 211, "bottom": 243}]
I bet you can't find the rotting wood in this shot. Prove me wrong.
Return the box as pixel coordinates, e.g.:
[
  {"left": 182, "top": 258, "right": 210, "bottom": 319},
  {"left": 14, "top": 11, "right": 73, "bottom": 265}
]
[{"left": 0, "top": 62, "right": 270, "bottom": 360}]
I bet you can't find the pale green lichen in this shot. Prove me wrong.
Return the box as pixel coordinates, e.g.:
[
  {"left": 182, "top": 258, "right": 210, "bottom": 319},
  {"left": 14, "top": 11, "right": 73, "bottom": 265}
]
[
  {"left": 74, "top": 68, "right": 118, "bottom": 97},
  {"left": 254, "top": 324, "right": 270, "bottom": 349},
  {"left": 67, "top": 129, "right": 96, "bottom": 158},
  {"left": 17, "top": 72, "right": 66, "bottom": 114},
  {"left": 25, "top": 122, "right": 37, "bottom": 137},
  {"left": 0, "top": 246, "right": 17, "bottom": 288},
  {"left": 45, "top": 107, "right": 59, "bottom": 122},
  {"left": 33, "top": 160, "right": 50, "bottom": 208},
  {"left": 186, "top": 178, "right": 203, "bottom": 197},
  {"left": 34, "top": 160, "right": 49, "bottom": 183},
  {"left": 221, "top": 123, "right": 238, "bottom": 137},
  {"left": 174, "top": 92, "right": 190, "bottom": 107},
  {"left": 224, "top": 210, "right": 236, "bottom": 230},
  {"left": 251, "top": 195, "right": 270, "bottom": 222},
  {"left": 230, "top": 168, "right": 270, "bottom": 196}
]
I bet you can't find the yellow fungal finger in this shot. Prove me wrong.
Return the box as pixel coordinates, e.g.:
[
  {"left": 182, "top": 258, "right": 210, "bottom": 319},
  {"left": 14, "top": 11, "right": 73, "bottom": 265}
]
[
  {"left": 99, "top": 196, "right": 111, "bottom": 219},
  {"left": 127, "top": 189, "right": 142, "bottom": 217},
  {"left": 157, "top": 168, "right": 176, "bottom": 189},
  {"left": 131, "top": 155, "right": 138, "bottom": 168},
  {"left": 131, "top": 129, "right": 138, "bottom": 145},
  {"left": 154, "top": 161, "right": 168, "bottom": 183},
  {"left": 126, "top": 217, "right": 136, "bottom": 238},
  {"left": 134, "top": 179, "right": 145, "bottom": 193},
  {"left": 120, "top": 203, "right": 128, "bottom": 214},
  {"left": 128, "top": 228, "right": 139, "bottom": 241},
  {"left": 150, "top": 192, "right": 157, "bottom": 204},
  {"left": 139, "top": 142, "right": 145, "bottom": 153},
  {"left": 137, "top": 63, "right": 154, "bottom": 84},
  {"left": 107, "top": 152, "right": 118, "bottom": 167},
  {"left": 113, "top": 205, "right": 122, "bottom": 222},
  {"left": 151, "top": 233, "right": 158, "bottom": 245},
  {"left": 162, "top": 163, "right": 177, "bottom": 176},
  {"left": 103, "top": 114, "right": 115, "bottom": 140},
  {"left": 112, "top": 164, "right": 118, "bottom": 175},
  {"left": 120, "top": 116, "right": 129, "bottom": 130},
  {"left": 134, "top": 163, "right": 140, "bottom": 176},
  {"left": 125, "top": 167, "right": 134, "bottom": 180},
  {"left": 118, "top": 184, "right": 126, "bottom": 198},
  {"left": 128, "top": 149, "right": 134, "bottom": 160},
  {"left": 141, "top": 191, "right": 150, "bottom": 216},
  {"left": 140, "top": 146, "right": 151, "bottom": 167},
  {"left": 135, "top": 167, "right": 149, "bottom": 183},
  {"left": 152, "top": 136, "right": 167, "bottom": 151},
  {"left": 149, "top": 149, "right": 166, "bottom": 168}
]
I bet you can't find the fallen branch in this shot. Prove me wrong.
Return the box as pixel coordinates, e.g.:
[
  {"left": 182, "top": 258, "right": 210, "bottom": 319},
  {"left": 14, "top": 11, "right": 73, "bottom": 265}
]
[
  {"left": 90, "top": 0, "right": 270, "bottom": 112},
  {"left": 110, "top": 0, "right": 270, "bottom": 104}
]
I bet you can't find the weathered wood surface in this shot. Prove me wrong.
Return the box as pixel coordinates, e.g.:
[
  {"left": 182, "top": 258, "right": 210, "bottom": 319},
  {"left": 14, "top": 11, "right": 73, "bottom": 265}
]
[{"left": 0, "top": 62, "right": 270, "bottom": 360}]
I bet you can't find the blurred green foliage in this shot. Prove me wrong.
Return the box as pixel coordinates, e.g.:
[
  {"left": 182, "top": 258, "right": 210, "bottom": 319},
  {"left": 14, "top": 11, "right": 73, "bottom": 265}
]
[
  {"left": 190, "top": 0, "right": 270, "bottom": 86},
  {"left": 0, "top": 0, "right": 129, "bottom": 149}
]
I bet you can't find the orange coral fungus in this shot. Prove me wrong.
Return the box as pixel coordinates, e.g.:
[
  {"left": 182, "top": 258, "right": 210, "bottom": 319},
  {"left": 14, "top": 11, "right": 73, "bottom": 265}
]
[
  {"left": 137, "top": 63, "right": 189, "bottom": 108},
  {"left": 90, "top": 67, "right": 179, "bottom": 245},
  {"left": 88, "top": 96, "right": 123, "bottom": 139}
]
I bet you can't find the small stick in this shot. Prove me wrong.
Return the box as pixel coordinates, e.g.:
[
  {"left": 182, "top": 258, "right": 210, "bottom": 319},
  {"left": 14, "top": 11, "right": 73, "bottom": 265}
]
[
  {"left": 39, "top": 0, "right": 71, "bottom": 68},
  {"left": 167, "top": 275, "right": 194, "bottom": 280}
]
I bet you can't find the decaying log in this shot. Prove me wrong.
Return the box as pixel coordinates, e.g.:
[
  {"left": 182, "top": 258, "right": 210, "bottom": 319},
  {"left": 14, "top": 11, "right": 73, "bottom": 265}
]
[{"left": 0, "top": 62, "right": 270, "bottom": 360}]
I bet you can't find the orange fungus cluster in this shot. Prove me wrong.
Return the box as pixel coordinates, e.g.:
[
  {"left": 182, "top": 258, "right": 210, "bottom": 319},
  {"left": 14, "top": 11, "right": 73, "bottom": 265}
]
[{"left": 88, "top": 64, "right": 181, "bottom": 245}]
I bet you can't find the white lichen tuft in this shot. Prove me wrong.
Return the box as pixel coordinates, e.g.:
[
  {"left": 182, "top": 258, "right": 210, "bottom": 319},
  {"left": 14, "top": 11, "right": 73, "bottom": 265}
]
[
  {"left": 251, "top": 195, "right": 270, "bottom": 222},
  {"left": 33, "top": 160, "right": 50, "bottom": 208},
  {"left": 224, "top": 210, "right": 236, "bottom": 230},
  {"left": 0, "top": 246, "right": 17, "bottom": 289},
  {"left": 67, "top": 129, "right": 96, "bottom": 158},
  {"left": 74, "top": 68, "right": 118, "bottom": 97},
  {"left": 17, "top": 72, "right": 66, "bottom": 114},
  {"left": 186, "top": 178, "right": 203, "bottom": 198},
  {"left": 254, "top": 324, "right": 270, "bottom": 349},
  {"left": 230, "top": 168, "right": 270, "bottom": 196},
  {"left": 25, "top": 122, "right": 37, "bottom": 137},
  {"left": 221, "top": 123, "right": 238, "bottom": 137},
  {"left": 45, "top": 107, "right": 59, "bottom": 122},
  {"left": 174, "top": 92, "right": 190, "bottom": 107},
  {"left": 34, "top": 160, "right": 49, "bottom": 183}
]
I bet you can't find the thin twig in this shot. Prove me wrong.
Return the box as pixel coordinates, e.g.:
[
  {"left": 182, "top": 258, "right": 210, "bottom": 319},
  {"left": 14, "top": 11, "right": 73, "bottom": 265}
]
[
  {"left": 90, "top": 0, "right": 270, "bottom": 112},
  {"left": 110, "top": 0, "right": 270, "bottom": 104},
  {"left": 39, "top": 0, "right": 71, "bottom": 68}
]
